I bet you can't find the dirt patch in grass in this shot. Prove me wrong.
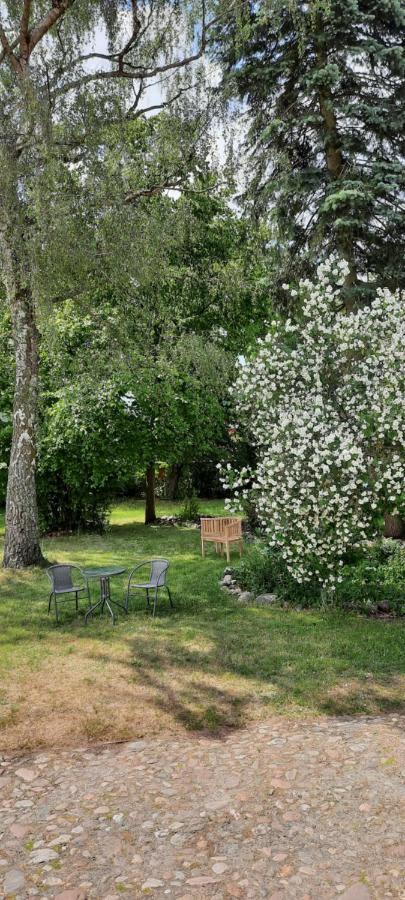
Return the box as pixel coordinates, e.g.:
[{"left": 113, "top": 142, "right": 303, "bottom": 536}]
[
  {"left": 1, "top": 630, "right": 404, "bottom": 752},
  {"left": 321, "top": 675, "right": 405, "bottom": 716},
  {"left": 0, "top": 634, "right": 266, "bottom": 752},
  {"left": 0, "top": 642, "right": 166, "bottom": 751}
]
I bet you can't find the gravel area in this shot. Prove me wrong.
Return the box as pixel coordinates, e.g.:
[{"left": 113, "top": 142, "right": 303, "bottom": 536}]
[{"left": 0, "top": 715, "right": 404, "bottom": 899}]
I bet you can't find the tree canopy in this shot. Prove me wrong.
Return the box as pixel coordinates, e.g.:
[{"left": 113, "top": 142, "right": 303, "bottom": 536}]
[{"left": 0, "top": 0, "right": 228, "bottom": 564}]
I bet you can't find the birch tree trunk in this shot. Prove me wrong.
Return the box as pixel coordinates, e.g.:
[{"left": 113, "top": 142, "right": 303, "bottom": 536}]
[{"left": 0, "top": 230, "right": 43, "bottom": 567}]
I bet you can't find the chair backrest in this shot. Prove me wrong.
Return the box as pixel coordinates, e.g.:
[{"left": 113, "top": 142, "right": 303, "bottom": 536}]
[
  {"left": 150, "top": 558, "right": 169, "bottom": 587},
  {"left": 47, "top": 565, "right": 75, "bottom": 591},
  {"left": 225, "top": 520, "right": 242, "bottom": 539},
  {"left": 201, "top": 516, "right": 241, "bottom": 537}
]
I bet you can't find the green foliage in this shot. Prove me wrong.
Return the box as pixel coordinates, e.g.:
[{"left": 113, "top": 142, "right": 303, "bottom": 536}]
[
  {"left": 233, "top": 539, "right": 405, "bottom": 615},
  {"left": 37, "top": 378, "right": 138, "bottom": 533},
  {"left": 34, "top": 272, "right": 238, "bottom": 529},
  {"left": 179, "top": 493, "right": 201, "bottom": 522},
  {"left": 234, "top": 544, "right": 322, "bottom": 605},
  {"left": 334, "top": 541, "right": 405, "bottom": 616}
]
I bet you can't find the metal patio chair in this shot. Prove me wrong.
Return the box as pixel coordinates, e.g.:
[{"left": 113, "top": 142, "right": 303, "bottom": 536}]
[
  {"left": 125, "top": 558, "right": 173, "bottom": 617},
  {"left": 46, "top": 564, "right": 90, "bottom": 623}
]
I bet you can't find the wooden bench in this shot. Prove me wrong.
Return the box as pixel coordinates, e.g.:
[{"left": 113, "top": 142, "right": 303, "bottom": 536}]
[{"left": 200, "top": 516, "right": 243, "bottom": 563}]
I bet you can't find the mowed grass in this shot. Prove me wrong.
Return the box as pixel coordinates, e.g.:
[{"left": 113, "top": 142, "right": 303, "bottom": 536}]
[{"left": 0, "top": 500, "right": 404, "bottom": 752}]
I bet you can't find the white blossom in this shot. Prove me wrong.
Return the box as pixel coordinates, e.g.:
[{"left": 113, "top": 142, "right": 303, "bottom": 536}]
[{"left": 221, "top": 259, "right": 405, "bottom": 586}]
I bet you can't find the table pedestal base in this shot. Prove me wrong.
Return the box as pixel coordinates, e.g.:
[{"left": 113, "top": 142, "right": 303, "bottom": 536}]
[{"left": 85, "top": 576, "right": 128, "bottom": 625}]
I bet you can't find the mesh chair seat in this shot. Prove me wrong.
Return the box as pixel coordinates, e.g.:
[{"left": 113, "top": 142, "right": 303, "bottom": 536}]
[
  {"left": 46, "top": 565, "right": 89, "bottom": 623},
  {"left": 125, "top": 559, "right": 173, "bottom": 616},
  {"left": 53, "top": 584, "right": 85, "bottom": 594},
  {"left": 129, "top": 580, "right": 159, "bottom": 589}
]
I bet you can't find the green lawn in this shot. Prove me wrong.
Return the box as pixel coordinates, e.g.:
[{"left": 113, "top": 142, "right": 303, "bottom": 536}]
[{"left": 0, "top": 499, "right": 404, "bottom": 752}]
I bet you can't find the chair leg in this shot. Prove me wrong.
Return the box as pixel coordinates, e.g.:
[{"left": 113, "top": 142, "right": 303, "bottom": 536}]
[
  {"left": 48, "top": 593, "right": 53, "bottom": 614},
  {"left": 146, "top": 588, "right": 150, "bottom": 609},
  {"left": 55, "top": 598, "right": 60, "bottom": 624},
  {"left": 75, "top": 591, "right": 79, "bottom": 612},
  {"left": 166, "top": 586, "right": 174, "bottom": 608},
  {"left": 153, "top": 589, "right": 158, "bottom": 617}
]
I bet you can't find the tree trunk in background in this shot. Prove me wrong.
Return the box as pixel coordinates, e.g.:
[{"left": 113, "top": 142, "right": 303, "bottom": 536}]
[
  {"left": 384, "top": 514, "right": 405, "bottom": 539},
  {"left": 316, "top": 34, "right": 357, "bottom": 306},
  {"left": 145, "top": 464, "right": 157, "bottom": 524},
  {"left": 2, "top": 280, "right": 43, "bottom": 567},
  {"left": 166, "top": 463, "right": 183, "bottom": 500}
]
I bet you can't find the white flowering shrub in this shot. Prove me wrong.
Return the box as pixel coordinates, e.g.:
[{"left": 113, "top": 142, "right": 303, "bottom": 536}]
[{"left": 222, "top": 259, "right": 405, "bottom": 587}]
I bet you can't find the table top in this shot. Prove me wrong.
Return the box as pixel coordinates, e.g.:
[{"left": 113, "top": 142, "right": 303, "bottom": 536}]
[{"left": 84, "top": 566, "right": 126, "bottom": 578}]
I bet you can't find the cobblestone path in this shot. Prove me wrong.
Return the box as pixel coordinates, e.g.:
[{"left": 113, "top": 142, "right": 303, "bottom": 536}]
[{"left": 0, "top": 715, "right": 404, "bottom": 899}]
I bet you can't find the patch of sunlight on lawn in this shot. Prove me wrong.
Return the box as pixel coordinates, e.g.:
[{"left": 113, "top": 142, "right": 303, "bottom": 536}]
[{"left": 109, "top": 498, "right": 226, "bottom": 526}]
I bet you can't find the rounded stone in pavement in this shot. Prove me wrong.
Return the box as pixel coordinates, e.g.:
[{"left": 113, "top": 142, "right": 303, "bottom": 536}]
[
  {"left": 3, "top": 869, "right": 26, "bottom": 895},
  {"left": 54, "top": 891, "right": 87, "bottom": 900},
  {"left": 339, "top": 886, "right": 371, "bottom": 900}
]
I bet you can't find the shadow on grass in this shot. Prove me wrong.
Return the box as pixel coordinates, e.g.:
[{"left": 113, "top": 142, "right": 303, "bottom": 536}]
[
  {"left": 1, "top": 516, "right": 404, "bottom": 745},
  {"left": 118, "top": 607, "right": 405, "bottom": 735}
]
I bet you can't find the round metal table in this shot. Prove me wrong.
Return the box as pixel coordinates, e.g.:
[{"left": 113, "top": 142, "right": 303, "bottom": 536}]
[{"left": 84, "top": 566, "right": 127, "bottom": 624}]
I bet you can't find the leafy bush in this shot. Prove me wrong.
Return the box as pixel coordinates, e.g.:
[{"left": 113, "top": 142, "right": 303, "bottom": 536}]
[
  {"left": 233, "top": 544, "right": 322, "bottom": 606},
  {"left": 222, "top": 259, "right": 405, "bottom": 587},
  {"left": 334, "top": 541, "right": 405, "bottom": 616},
  {"left": 37, "top": 379, "right": 137, "bottom": 533},
  {"left": 233, "top": 540, "right": 405, "bottom": 615},
  {"left": 179, "top": 493, "right": 200, "bottom": 522}
]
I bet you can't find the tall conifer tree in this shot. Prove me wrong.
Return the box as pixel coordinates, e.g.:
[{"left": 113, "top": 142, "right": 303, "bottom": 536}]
[{"left": 217, "top": 0, "right": 405, "bottom": 304}]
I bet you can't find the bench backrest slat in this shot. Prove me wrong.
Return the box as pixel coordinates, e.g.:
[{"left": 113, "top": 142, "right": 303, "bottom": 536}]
[{"left": 201, "top": 516, "right": 242, "bottom": 539}]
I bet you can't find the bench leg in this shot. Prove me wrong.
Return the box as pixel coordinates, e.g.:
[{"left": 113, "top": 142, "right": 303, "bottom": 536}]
[
  {"left": 201, "top": 538, "right": 205, "bottom": 557},
  {"left": 226, "top": 542, "right": 230, "bottom": 563}
]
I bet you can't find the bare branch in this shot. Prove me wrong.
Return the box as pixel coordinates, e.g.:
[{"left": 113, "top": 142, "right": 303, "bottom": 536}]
[
  {"left": 20, "top": 0, "right": 31, "bottom": 61},
  {"left": 117, "top": 0, "right": 142, "bottom": 71},
  {"left": 124, "top": 178, "right": 184, "bottom": 202},
  {"left": 51, "top": 11, "right": 220, "bottom": 98},
  {"left": 127, "top": 85, "right": 193, "bottom": 120},
  {"left": 124, "top": 175, "right": 225, "bottom": 204},
  {"left": 28, "top": 0, "right": 77, "bottom": 56},
  {"left": 0, "top": 22, "right": 23, "bottom": 74},
  {"left": 0, "top": 33, "right": 19, "bottom": 65},
  {"left": 126, "top": 78, "right": 145, "bottom": 117}
]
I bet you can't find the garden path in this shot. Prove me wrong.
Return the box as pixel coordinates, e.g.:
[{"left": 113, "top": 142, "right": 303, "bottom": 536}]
[{"left": 0, "top": 715, "right": 403, "bottom": 899}]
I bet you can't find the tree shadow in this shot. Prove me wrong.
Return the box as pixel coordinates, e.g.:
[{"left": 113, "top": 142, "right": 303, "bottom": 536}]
[{"left": 121, "top": 611, "right": 405, "bottom": 736}]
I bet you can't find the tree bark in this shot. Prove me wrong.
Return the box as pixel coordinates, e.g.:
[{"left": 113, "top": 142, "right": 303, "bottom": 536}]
[
  {"left": 316, "top": 33, "right": 357, "bottom": 306},
  {"left": 0, "top": 221, "right": 43, "bottom": 569},
  {"left": 166, "top": 463, "right": 183, "bottom": 500},
  {"left": 145, "top": 464, "right": 157, "bottom": 524},
  {"left": 2, "top": 276, "right": 43, "bottom": 567},
  {"left": 384, "top": 514, "right": 405, "bottom": 540}
]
